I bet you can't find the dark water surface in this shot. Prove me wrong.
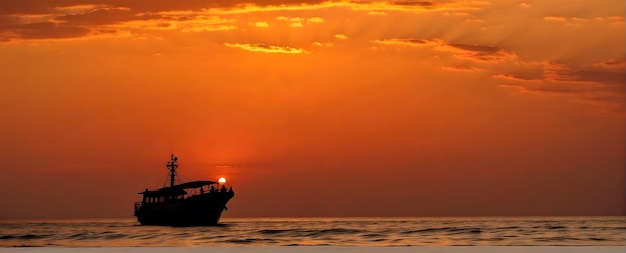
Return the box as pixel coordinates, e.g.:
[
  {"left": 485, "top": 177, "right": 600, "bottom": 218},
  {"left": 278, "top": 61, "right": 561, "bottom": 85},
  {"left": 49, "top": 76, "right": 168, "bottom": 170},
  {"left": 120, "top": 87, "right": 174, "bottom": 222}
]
[{"left": 0, "top": 217, "right": 624, "bottom": 247}]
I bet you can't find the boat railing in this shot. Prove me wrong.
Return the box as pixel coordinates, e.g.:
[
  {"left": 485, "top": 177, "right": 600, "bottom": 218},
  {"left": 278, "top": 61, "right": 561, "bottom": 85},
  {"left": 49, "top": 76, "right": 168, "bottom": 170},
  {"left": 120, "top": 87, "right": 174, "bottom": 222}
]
[{"left": 134, "top": 202, "right": 142, "bottom": 212}]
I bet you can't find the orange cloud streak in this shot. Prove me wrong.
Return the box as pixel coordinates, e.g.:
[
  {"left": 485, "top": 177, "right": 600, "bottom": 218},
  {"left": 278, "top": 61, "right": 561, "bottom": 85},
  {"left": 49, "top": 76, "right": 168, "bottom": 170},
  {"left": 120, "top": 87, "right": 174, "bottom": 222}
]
[{"left": 224, "top": 43, "right": 308, "bottom": 54}]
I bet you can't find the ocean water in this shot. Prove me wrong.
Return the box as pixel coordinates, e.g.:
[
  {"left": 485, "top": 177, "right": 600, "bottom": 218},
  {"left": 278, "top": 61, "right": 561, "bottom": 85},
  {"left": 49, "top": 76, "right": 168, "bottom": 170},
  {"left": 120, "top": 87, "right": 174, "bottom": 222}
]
[{"left": 0, "top": 217, "right": 624, "bottom": 247}]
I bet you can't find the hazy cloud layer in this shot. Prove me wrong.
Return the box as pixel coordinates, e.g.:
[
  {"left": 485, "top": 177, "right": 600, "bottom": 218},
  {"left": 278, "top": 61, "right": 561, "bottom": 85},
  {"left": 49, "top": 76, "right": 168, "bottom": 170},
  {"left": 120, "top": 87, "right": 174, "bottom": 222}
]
[
  {"left": 496, "top": 61, "right": 625, "bottom": 113},
  {"left": 374, "top": 37, "right": 625, "bottom": 112},
  {"left": 0, "top": 0, "right": 623, "bottom": 112},
  {"left": 374, "top": 38, "right": 517, "bottom": 63},
  {"left": 0, "top": 0, "right": 327, "bottom": 15},
  {"left": 0, "top": 0, "right": 484, "bottom": 41},
  {"left": 224, "top": 43, "right": 308, "bottom": 54}
]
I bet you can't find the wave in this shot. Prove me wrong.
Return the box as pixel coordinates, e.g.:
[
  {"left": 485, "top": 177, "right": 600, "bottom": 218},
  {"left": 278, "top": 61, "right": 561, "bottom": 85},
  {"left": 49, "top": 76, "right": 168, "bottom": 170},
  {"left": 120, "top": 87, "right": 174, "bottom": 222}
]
[
  {"left": 0, "top": 234, "right": 50, "bottom": 240},
  {"left": 400, "top": 227, "right": 481, "bottom": 234},
  {"left": 1, "top": 217, "right": 625, "bottom": 247}
]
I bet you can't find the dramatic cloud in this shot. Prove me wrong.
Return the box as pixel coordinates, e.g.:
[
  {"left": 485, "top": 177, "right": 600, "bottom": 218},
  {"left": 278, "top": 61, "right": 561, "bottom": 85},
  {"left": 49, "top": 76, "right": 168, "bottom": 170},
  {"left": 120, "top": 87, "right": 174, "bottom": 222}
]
[
  {"left": 594, "top": 59, "right": 626, "bottom": 70},
  {"left": 374, "top": 37, "right": 625, "bottom": 113},
  {"left": 442, "top": 43, "right": 517, "bottom": 62},
  {"left": 374, "top": 38, "right": 517, "bottom": 63},
  {"left": 0, "top": 0, "right": 328, "bottom": 15},
  {"left": 0, "top": 0, "right": 623, "bottom": 114},
  {"left": 348, "top": 0, "right": 485, "bottom": 13},
  {"left": 441, "top": 65, "right": 485, "bottom": 72},
  {"left": 118, "top": 16, "right": 236, "bottom": 32},
  {"left": 224, "top": 43, "right": 308, "bottom": 54},
  {"left": 495, "top": 61, "right": 625, "bottom": 112},
  {"left": 0, "top": 0, "right": 488, "bottom": 42},
  {"left": 372, "top": 38, "right": 440, "bottom": 47},
  {"left": 543, "top": 15, "right": 625, "bottom": 26},
  {"left": 54, "top": 6, "right": 132, "bottom": 25},
  {"left": 1, "top": 22, "right": 90, "bottom": 40}
]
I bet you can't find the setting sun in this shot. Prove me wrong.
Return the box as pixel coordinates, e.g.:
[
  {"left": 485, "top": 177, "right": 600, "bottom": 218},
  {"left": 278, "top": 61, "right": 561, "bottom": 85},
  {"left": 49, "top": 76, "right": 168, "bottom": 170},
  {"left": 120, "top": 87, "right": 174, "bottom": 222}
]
[{"left": 218, "top": 178, "right": 227, "bottom": 184}]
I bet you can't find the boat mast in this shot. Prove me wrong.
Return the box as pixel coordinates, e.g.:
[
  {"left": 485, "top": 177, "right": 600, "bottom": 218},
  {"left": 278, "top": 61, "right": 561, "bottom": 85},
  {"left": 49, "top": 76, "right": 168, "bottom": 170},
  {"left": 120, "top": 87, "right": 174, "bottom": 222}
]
[{"left": 166, "top": 154, "right": 178, "bottom": 187}]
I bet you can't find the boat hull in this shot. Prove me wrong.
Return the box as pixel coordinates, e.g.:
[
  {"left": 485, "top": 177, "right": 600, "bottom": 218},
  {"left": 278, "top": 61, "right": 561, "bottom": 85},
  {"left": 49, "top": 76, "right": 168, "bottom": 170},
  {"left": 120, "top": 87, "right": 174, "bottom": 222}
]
[{"left": 135, "top": 191, "right": 234, "bottom": 226}]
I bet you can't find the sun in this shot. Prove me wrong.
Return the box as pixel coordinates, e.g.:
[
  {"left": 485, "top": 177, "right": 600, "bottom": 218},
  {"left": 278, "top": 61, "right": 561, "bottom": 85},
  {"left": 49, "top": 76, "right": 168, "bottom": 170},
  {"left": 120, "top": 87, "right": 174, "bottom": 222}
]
[{"left": 218, "top": 177, "right": 226, "bottom": 184}]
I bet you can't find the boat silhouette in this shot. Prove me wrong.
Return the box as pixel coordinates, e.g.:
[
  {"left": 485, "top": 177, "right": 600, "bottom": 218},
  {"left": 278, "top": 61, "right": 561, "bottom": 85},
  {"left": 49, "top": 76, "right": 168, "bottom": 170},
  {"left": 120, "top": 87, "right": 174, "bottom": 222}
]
[{"left": 134, "top": 154, "right": 234, "bottom": 226}]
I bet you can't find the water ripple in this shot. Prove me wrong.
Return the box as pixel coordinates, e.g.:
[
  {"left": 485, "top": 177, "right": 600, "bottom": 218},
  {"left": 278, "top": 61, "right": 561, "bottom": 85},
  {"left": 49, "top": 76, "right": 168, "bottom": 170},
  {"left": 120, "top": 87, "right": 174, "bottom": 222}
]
[{"left": 0, "top": 217, "right": 624, "bottom": 247}]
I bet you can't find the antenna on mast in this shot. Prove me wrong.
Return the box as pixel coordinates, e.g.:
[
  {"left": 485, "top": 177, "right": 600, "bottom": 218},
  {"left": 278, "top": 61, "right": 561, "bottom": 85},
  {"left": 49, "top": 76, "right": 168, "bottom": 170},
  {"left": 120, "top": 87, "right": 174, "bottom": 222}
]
[{"left": 166, "top": 154, "right": 178, "bottom": 187}]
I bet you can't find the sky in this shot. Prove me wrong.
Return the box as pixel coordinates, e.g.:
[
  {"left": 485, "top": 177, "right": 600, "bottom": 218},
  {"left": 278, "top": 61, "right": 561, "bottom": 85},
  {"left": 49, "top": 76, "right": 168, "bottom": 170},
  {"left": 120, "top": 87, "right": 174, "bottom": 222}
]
[{"left": 0, "top": 0, "right": 624, "bottom": 219}]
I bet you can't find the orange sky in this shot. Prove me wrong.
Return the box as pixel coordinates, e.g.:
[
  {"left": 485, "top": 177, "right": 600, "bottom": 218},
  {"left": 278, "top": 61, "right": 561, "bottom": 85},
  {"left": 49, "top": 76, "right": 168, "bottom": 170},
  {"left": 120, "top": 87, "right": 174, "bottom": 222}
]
[{"left": 0, "top": 0, "right": 624, "bottom": 219}]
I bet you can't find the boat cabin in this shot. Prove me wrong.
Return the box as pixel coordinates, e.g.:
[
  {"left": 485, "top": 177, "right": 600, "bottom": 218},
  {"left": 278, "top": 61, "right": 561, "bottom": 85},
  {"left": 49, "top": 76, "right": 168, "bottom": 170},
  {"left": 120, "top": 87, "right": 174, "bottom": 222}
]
[{"left": 138, "top": 180, "right": 232, "bottom": 204}]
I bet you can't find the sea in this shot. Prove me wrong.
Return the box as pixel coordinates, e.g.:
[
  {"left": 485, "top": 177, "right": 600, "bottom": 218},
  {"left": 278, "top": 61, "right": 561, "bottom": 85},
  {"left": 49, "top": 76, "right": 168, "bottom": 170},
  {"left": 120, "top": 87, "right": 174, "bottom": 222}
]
[{"left": 0, "top": 216, "right": 624, "bottom": 247}]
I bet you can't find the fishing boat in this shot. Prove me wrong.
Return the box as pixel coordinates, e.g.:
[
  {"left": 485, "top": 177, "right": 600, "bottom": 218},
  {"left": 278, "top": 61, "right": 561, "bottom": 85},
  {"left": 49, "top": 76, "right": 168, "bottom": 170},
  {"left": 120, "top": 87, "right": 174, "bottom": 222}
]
[{"left": 134, "top": 154, "right": 234, "bottom": 226}]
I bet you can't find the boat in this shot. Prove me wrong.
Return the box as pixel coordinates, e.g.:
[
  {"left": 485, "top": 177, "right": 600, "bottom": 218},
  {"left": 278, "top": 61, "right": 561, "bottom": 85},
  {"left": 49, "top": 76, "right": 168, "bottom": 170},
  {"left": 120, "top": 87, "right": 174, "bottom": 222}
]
[{"left": 134, "top": 154, "right": 234, "bottom": 226}]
